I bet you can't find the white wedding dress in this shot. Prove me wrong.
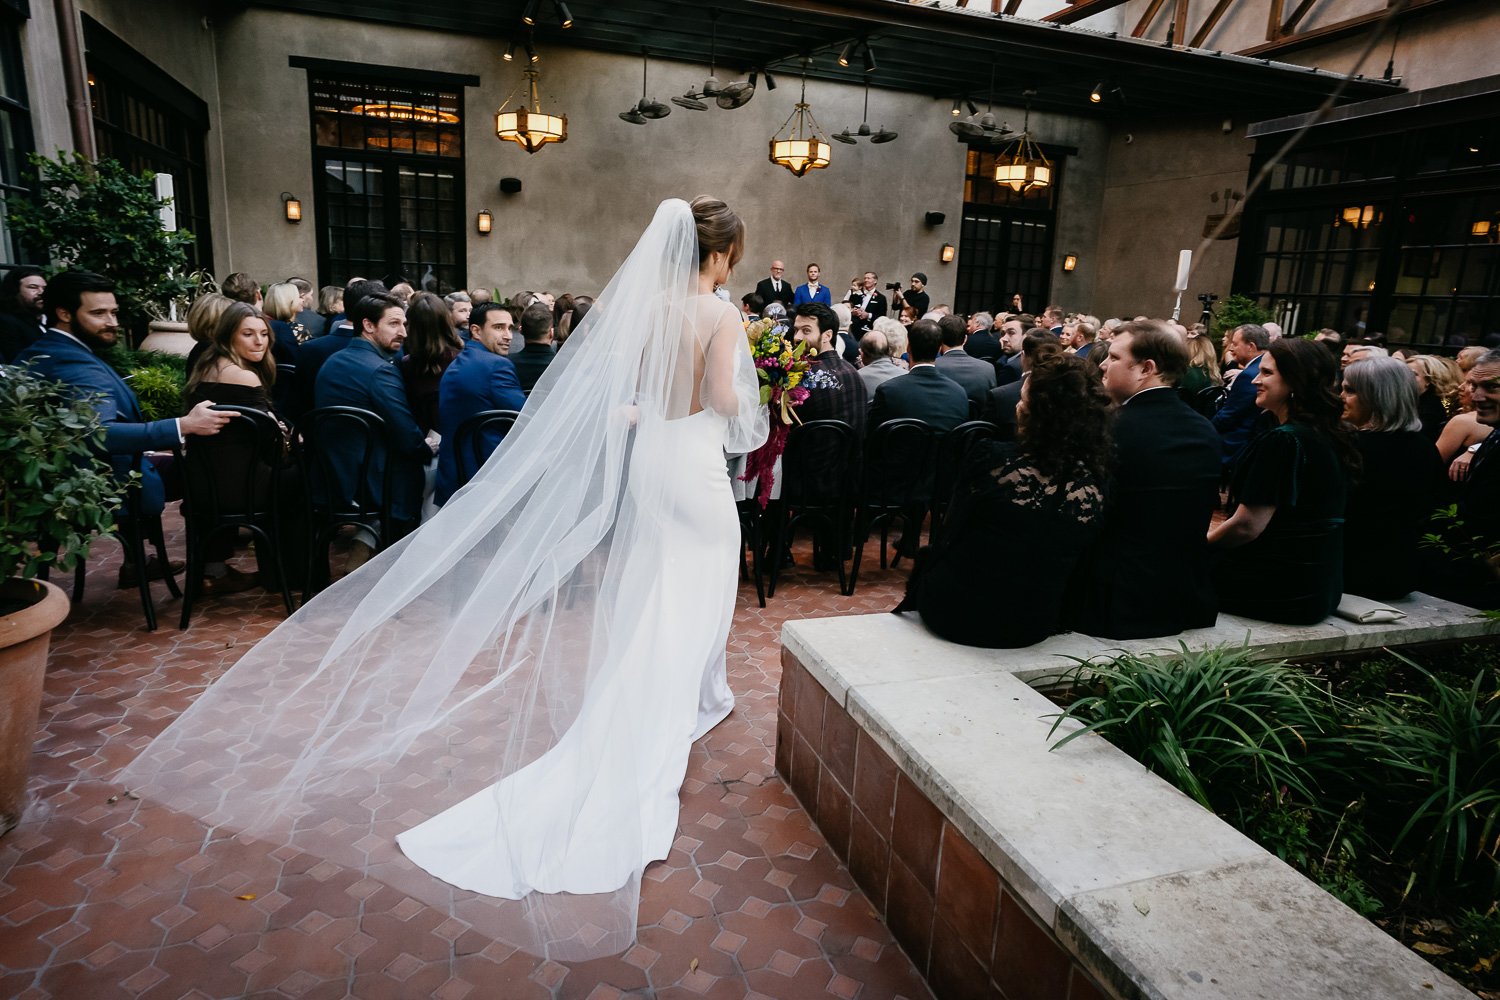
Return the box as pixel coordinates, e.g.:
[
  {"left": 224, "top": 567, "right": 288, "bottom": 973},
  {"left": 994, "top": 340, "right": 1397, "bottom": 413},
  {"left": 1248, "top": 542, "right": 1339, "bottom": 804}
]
[{"left": 117, "top": 202, "right": 768, "bottom": 960}]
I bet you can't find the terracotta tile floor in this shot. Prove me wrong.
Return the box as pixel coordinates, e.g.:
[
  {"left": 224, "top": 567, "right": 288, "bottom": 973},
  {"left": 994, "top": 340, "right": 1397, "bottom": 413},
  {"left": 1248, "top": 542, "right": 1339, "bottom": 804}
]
[{"left": 0, "top": 507, "right": 933, "bottom": 1000}]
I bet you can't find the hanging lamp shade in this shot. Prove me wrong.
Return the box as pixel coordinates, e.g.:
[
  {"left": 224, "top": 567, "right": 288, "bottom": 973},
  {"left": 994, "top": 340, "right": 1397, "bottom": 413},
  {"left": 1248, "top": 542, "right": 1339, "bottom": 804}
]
[
  {"left": 993, "top": 103, "right": 1050, "bottom": 193},
  {"left": 496, "top": 67, "right": 568, "bottom": 153},
  {"left": 769, "top": 63, "right": 831, "bottom": 177}
]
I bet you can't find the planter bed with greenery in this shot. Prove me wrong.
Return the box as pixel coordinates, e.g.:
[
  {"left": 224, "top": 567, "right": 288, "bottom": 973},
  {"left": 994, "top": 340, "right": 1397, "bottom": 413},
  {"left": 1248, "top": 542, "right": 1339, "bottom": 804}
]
[{"left": 1036, "top": 640, "right": 1500, "bottom": 998}]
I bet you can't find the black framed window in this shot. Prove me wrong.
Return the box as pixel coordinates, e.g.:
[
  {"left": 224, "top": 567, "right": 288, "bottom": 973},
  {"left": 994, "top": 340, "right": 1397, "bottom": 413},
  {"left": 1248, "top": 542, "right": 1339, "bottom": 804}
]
[
  {"left": 84, "top": 17, "right": 213, "bottom": 275},
  {"left": 955, "top": 148, "right": 1062, "bottom": 316},
  {"left": 307, "top": 72, "right": 465, "bottom": 294},
  {"left": 0, "top": 12, "right": 35, "bottom": 271},
  {"left": 1237, "top": 109, "right": 1500, "bottom": 349}
]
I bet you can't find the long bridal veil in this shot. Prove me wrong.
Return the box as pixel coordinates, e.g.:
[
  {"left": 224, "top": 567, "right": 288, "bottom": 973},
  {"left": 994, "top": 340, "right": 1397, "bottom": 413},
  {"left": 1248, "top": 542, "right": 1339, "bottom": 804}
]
[{"left": 116, "top": 198, "right": 767, "bottom": 960}]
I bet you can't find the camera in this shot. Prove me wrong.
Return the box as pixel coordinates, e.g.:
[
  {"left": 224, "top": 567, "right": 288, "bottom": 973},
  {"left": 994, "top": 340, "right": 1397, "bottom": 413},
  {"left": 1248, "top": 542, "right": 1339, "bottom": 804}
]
[{"left": 885, "top": 282, "right": 900, "bottom": 291}]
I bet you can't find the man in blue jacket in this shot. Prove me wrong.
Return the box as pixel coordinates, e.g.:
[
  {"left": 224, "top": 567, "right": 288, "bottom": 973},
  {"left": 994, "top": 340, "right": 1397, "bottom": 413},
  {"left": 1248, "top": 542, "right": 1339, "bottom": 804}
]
[
  {"left": 13, "top": 270, "right": 235, "bottom": 583},
  {"left": 1212, "top": 323, "right": 1270, "bottom": 468},
  {"left": 434, "top": 302, "right": 525, "bottom": 505},
  {"left": 314, "top": 290, "right": 434, "bottom": 551},
  {"left": 793, "top": 263, "right": 832, "bottom": 308}
]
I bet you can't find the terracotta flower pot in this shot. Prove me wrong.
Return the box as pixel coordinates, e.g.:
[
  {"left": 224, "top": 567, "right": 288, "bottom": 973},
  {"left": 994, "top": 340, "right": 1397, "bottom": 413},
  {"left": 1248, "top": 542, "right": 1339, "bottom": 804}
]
[
  {"left": 139, "top": 320, "right": 193, "bottom": 357},
  {"left": 0, "top": 578, "right": 70, "bottom": 836}
]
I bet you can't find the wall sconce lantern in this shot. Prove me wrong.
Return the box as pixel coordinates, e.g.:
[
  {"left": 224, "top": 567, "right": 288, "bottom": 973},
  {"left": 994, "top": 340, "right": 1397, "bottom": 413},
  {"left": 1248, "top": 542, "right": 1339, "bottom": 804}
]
[
  {"left": 940, "top": 243, "right": 955, "bottom": 263},
  {"left": 1063, "top": 253, "right": 1078, "bottom": 272},
  {"left": 477, "top": 209, "right": 493, "bottom": 235},
  {"left": 281, "top": 192, "right": 302, "bottom": 223}
]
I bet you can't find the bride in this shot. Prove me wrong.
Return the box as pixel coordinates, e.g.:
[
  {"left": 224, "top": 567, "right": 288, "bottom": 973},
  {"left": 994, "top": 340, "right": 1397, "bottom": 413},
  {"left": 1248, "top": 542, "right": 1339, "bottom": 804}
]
[{"left": 117, "top": 197, "right": 769, "bottom": 960}]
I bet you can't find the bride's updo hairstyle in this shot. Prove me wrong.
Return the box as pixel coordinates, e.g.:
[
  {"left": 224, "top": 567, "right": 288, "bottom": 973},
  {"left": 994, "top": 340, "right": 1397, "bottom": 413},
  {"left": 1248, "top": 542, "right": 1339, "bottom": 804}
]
[{"left": 691, "top": 196, "right": 745, "bottom": 273}]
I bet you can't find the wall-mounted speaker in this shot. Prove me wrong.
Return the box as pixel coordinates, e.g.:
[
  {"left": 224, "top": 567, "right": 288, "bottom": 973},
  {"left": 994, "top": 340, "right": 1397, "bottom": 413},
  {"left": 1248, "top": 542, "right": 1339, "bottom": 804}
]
[
  {"left": 924, "top": 211, "right": 945, "bottom": 226},
  {"left": 499, "top": 177, "right": 523, "bottom": 194}
]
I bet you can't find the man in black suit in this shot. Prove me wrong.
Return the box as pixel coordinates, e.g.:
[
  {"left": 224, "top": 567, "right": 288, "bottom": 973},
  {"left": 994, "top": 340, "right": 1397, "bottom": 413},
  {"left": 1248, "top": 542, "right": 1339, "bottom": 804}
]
[
  {"left": 754, "top": 260, "right": 796, "bottom": 313},
  {"left": 993, "top": 318, "right": 1026, "bottom": 387},
  {"left": 963, "top": 311, "right": 1002, "bottom": 363},
  {"left": 1069, "top": 320, "right": 1221, "bottom": 639},
  {"left": 869, "top": 320, "right": 969, "bottom": 433},
  {"left": 511, "top": 302, "right": 556, "bottom": 393},
  {"left": 983, "top": 330, "right": 1060, "bottom": 440},
  {"left": 934, "top": 314, "right": 996, "bottom": 410},
  {"left": 847, "top": 271, "right": 887, "bottom": 339}
]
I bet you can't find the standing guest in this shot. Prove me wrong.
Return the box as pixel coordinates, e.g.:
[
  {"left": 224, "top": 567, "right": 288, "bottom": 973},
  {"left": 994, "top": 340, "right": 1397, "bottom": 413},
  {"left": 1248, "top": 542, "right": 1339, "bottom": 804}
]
[
  {"left": 896, "top": 353, "right": 1110, "bottom": 647},
  {"left": 857, "top": 330, "right": 903, "bottom": 396},
  {"left": 934, "top": 314, "right": 996, "bottom": 407},
  {"left": 964, "top": 312, "right": 1002, "bottom": 362},
  {"left": 994, "top": 318, "right": 1025, "bottom": 386},
  {"left": 1423, "top": 349, "right": 1500, "bottom": 608},
  {"left": 1406, "top": 353, "right": 1462, "bottom": 443},
  {"left": 184, "top": 291, "right": 233, "bottom": 377},
  {"left": 869, "top": 319, "right": 969, "bottom": 433},
  {"left": 398, "top": 292, "right": 465, "bottom": 434},
  {"left": 0, "top": 266, "right": 47, "bottom": 362},
  {"left": 512, "top": 302, "right": 557, "bottom": 393},
  {"left": 1209, "top": 338, "right": 1357, "bottom": 625},
  {"left": 435, "top": 302, "right": 525, "bottom": 506},
  {"left": 891, "top": 273, "right": 930, "bottom": 319},
  {"left": 183, "top": 301, "right": 294, "bottom": 595},
  {"left": 793, "top": 263, "right": 832, "bottom": 307},
  {"left": 314, "top": 291, "right": 433, "bottom": 553},
  {"left": 755, "top": 260, "right": 796, "bottom": 313},
  {"left": 1071, "top": 321, "right": 1220, "bottom": 639},
  {"left": 445, "top": 291, "right": 473, "bottom": 337},
  {"left": 315, "top": 285, "right": 343, "bottom": 338},
  {"left": 296, "top": 278, "right": 386, "bottom": 417},
  {"left": 288, "top": 277, "right": 322, "bottom": 336},
  {"left": 221, "top": 271, "right": 261, "bottom": 306},
  {"left": 1212, "top": 323, "right": 1271, "bottom": 468},
  {"left": 14, "top": 271, "right": 235, "bottom": 583},
  {"left": 1339, "top": 356, "right": 1442, "bottom": 599},
  {"left": 848, "top": 271, "right": 887, "bottom": 340}
]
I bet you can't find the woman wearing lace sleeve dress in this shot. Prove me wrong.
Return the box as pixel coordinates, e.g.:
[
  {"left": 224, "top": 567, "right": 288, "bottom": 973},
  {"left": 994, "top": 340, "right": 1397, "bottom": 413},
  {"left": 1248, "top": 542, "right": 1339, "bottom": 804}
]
[{"left": 897, "top": 352, "right": 1112, "bottom": 647}]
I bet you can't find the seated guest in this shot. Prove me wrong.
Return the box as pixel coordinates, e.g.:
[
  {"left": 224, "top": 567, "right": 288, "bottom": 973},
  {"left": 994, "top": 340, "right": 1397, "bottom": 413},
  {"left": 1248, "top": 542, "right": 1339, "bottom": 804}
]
[
  {"left": 1212, "top": 323, "right": 1271, "bottom": 468},
  {"left": 469, "top": 287, "right": 493, "bottom": 305},
  {"left": 934, "top": 314, "right": 996, "bottom": 407},
  {"left": 984, "top": 330, "right": 1061, "bottom": 439},
  {"left": 873, "top": 315, "right": 909, "bottom": 371},
  {"left": 896, "top": 353, "right": 1110, "bottom": 647},
  {"left": 183, "top": 301, "right": 296, "bottom": 594},
  {"left": 870, "top": 319, "right": 969, "bottom": 433},
  {"left": 297, "top": 278, "right": 386, "bottom": 417},
  {"left": 444, "top": 291, "right": 472, "bottom": 337},
  {"left": 314, "top": 291, "right": 433, "bottom": 551},
  {"left": 512, "top": 302, "right": 557, "bottom": 393},
  {"left": 315, "top": 284, "right": 343, "bottom": 338},
  {"left": 183, "top": 291, "right": 232, "bottom": 377},
  {"left": 14, "top": 271, "right": 234, "bottom": 582},
  {"left": 857, "top": 329, "right": 903, "bottom": 396},
  {"left": 1406, "top": 354, "right": 1462, "bottom": 444},
  {"left": 793, "top": 303, "right": 866, "bottom": 431},
  {"left": 1209, "top": 338, "right": 1357, "bottom": 625},
  {"left": 288, "top": 277, "right": 322, "bottom": 337},
  {"left": 1180, "top": 329, "right": 1223, "bottom": 412},
  {"left": 964, "top": 312, "right": 1002, "bottom": 362},
  {"left": 435, "top": 302, "right": 524, "bottom": 506},
  {"left": 1070, "top": 320, "right": 1220, "bottom": 639},
  {"left": 398, "top": 292, "right": 465, "bottom": 434},
  {"left": 221, "top": 271, "right": 261, "bottom": 306},
  {"left": 994, "top": 318, "right": 1025, "bottom": 386},
  {"left": 0, "top": 266, "right": 47, "bottom": 362},
  {"left": 1339, "top": 356, "right": 1443, "bottom": 599},
  {"left": 741, "top": 292, "right": 764, "bottom": 321},
  {"left": 1423, "top": 349, "right": 1500, "bottom": 609},
  {"left": 557, "top": 296, "right": 591, "bottom": 348},
  {"left": 1067, "top": 318, "right": 1100, "bottom": 360},
  {"left": 261, "top": 281, "right": 305, "bottom": 363}
]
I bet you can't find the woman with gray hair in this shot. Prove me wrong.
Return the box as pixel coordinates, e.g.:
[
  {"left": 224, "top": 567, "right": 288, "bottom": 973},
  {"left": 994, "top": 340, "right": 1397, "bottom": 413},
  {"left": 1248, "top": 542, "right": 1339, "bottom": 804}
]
[
  {"left": 871, "top": 314, "right": 909, "bottom": 369},
  {"left": 1340, "top": 355, "right": 1443, "bottom": 598}
]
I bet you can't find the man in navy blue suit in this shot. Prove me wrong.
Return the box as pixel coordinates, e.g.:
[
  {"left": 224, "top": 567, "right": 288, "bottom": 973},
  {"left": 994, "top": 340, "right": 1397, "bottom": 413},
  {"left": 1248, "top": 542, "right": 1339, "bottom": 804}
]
[
  {"left": 869, "top": 319, "right": 970, "bottom": 433},
  {"left": 13, "top": 271, "right": 235, "bottom": 582},
  {"left": 435, "top": 302, "right": 525, "bottom": 505},
  {"left": 793, "top": 263, "right": 832, "bottom": 308},
  {"left": 1212, "top": 323, "right": 1270, "bottom": 468},
  {"left": 314, "top": 291, "right": 433, "bottom": 548}
]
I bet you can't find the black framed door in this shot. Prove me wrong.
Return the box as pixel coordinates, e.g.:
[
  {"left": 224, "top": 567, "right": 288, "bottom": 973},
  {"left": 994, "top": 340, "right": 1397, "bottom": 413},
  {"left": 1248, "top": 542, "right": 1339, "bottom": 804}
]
[{"left": 955, "top": 147, "right": 1063, "bottom": 316}]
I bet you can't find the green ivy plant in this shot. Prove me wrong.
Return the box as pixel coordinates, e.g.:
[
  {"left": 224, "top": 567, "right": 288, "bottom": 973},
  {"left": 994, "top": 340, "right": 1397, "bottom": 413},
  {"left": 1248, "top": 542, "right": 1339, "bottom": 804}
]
[
  {"left": 6, "top": 152, "right": 198, "bottom": 337},
  {"left": 0, "top": 365, "right": 126, "bottom": 580},
  {"left": 1211, "top": 293, "right": 1275, "bottom": 340}
]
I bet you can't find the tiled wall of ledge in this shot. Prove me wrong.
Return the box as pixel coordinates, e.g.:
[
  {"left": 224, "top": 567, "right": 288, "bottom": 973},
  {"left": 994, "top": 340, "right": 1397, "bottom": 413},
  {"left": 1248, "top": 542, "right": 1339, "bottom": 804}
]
[{"left": 777, "top": 651, "right": 1108, "bottom": 1000}]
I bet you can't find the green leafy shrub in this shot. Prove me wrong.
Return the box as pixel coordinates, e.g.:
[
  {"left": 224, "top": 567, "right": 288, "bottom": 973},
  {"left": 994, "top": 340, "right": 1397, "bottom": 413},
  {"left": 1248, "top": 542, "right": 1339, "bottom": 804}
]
[
  {"left": 6, "top": 152, "right": 197, "bottom": 337},
  {"left": 123, "top": 365, "right": 185, "bottom": 422},
  {"left": 0, "top": 365, "right": 125, "bottom": 579},
  {"left": 1210, "top": 293, "right": 1274, "bottom": 340}
]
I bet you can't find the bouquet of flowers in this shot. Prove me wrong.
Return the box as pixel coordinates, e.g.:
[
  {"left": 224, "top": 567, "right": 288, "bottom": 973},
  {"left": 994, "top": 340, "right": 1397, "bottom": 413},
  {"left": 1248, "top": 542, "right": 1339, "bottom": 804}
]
[{"left": 739, "top": 317, "right": 811, "bottom": 507}]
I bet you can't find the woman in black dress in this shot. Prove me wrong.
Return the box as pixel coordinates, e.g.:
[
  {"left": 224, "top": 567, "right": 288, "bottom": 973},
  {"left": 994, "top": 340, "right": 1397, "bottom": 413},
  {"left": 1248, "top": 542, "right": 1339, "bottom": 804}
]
[
  {"left": 1209, "top": 338, "right": 1359, "bottom": 624},
  {"left": 1339, "top": 356, "right": 1443, "bottom": 599},
  {"left": 897, "top": 350, "right": 1111, "bottom": 648}
]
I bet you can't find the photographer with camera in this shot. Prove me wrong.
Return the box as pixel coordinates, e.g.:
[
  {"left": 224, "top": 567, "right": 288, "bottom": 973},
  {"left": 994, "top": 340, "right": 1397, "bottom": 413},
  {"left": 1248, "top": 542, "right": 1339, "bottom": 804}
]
[
  {"left": 889, "top": 272, "right": 930, "bottom": 319},
  {"left": 847, "top": 270, "right": 888, "bottom": 339}
]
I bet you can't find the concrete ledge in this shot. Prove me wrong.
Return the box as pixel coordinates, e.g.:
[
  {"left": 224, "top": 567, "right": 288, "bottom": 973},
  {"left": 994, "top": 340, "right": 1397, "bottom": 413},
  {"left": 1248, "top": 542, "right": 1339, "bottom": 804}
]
[{"left": 778, "top": 595, "right": 1495, "bottom": 1000}]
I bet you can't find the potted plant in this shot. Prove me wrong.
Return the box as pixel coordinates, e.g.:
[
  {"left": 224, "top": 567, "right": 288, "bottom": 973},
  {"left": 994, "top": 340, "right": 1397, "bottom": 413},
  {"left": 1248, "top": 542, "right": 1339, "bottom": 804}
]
[
  {"left": 0, "top": 366, "right": 125, "bottom": 836},
  {"left": 6, "top": 152, "right": 198, "bottom": 348}
]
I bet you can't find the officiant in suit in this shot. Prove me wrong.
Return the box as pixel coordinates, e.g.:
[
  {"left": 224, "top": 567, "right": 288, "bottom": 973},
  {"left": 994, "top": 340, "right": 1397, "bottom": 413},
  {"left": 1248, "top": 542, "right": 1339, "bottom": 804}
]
[
  {"left": 755, "top": 261, "right": 796, "bottom": 313},
  {"left": 847, "top": 271, "right": 887, "bottom": 338},
  {"left": 1069, "top": 322, "right": 1220, "bottom": 639}
]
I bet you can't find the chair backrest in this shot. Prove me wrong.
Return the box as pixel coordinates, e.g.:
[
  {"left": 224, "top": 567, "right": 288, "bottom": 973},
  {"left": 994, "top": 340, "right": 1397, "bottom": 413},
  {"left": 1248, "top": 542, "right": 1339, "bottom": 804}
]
[
  {"left": 453, "top": 408, "right": 521, "bottom": 485},
  {"left": 296, "top": 405, "right": 389, "bottom": 517},
  {"left": 863, "top": 418, "right": 941, "bottom": 508},
  {"left": 1195, "top": 383, "right": 1229, "bottom": 416},
  {"left": 781, "top": 419, "right": 860, "bottom": 507},
  {"left": 180, "top": 405, "right": 286, "bottom": 522},
  {"left": 934, "top": 419, "right": 1002, "bottom": 506}
]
